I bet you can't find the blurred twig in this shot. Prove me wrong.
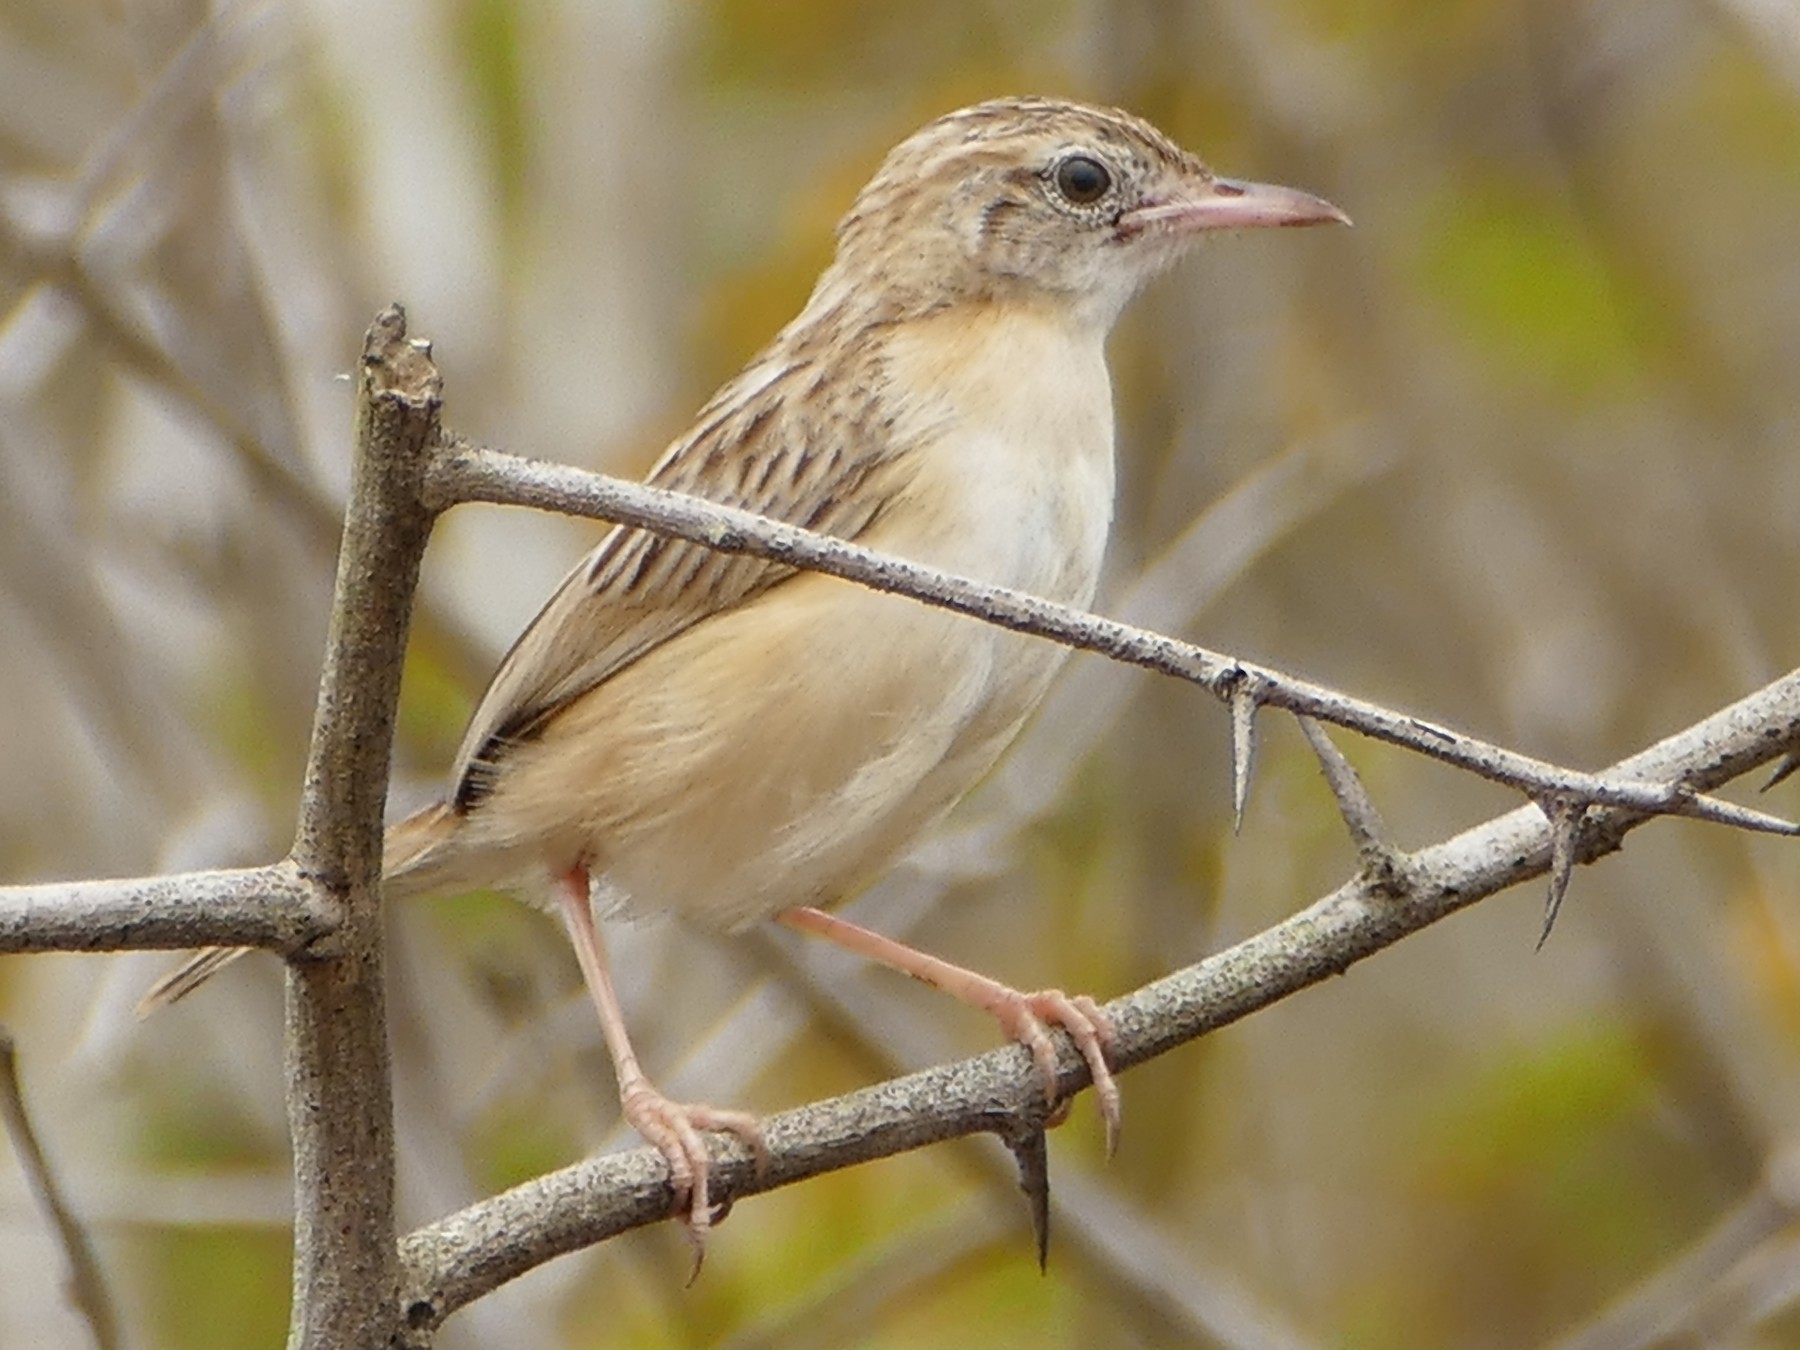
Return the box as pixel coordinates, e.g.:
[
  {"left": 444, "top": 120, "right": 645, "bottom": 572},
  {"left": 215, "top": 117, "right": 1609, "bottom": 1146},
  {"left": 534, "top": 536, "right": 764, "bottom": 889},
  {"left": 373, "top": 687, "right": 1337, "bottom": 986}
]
[
  {"left": 0, "top": 216, "right": 491, "bottom": 696},
  {"left": 0, "top": 1028, "right": 120, "bottom": 1350},
  {"left": 1702, "top": 0, "right": 1800, "bottom": 98},
  {"left": 0, "top": 8, "right": 493, "bottom": 695},
  {"left": 1542, "top": 1148, "right": 1800, "bottom": 1350}
]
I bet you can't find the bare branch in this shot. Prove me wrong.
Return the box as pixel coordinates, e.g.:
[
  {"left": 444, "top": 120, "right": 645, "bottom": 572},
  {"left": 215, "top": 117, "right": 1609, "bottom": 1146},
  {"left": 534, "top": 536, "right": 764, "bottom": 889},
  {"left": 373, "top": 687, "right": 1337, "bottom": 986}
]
[
  {"left": 395, "top": 666, "right": 1800, "bottom": 1329},
  {"left": 283, "top": 306, "right": 440, "bottom": 1350},
  {"left": 428, "top": 443, "right": 1800, "bottom": 840},
  {"left": 9, "top": 305, "right": 1792, "bottom": 1338},
  {"left": 0, "top": 864, "right": 322, "bottom": 955},
  {"left": 0, "top": 1029, "right": 119, "bottom": 1350}
]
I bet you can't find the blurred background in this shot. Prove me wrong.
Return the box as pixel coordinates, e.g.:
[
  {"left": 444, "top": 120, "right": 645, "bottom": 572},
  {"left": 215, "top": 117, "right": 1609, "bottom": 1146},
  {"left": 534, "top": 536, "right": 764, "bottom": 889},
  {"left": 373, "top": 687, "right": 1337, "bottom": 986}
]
[{"left": 2, "top": 0, "right": 1798, "bottom": 1346}]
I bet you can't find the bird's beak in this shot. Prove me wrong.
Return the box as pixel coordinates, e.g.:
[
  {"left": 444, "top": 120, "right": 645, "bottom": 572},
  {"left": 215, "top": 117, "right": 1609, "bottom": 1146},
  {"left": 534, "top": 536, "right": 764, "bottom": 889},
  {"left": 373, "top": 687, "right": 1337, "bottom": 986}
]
[{"left": 1120, "top": 176, "right": 1350, "bottom": 236}]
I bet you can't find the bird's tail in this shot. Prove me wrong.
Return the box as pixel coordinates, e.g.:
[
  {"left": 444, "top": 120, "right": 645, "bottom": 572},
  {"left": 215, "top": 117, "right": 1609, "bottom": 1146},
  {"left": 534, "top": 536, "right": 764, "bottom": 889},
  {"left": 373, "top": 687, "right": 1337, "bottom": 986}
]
[
  {"left": 379, "top": 799, "right": 464, "bottom": 901},
  {"left": 136, "top": 799, "right": 463, "bottom": 1017},
  {"left": 135, "top": 946, "right": 249, "bottom": 1013}
]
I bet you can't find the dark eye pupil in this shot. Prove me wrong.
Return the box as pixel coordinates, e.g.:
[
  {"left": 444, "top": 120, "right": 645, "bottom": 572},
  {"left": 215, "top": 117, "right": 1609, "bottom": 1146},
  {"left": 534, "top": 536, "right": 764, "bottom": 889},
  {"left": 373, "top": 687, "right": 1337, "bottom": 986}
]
[{"left": 1055, "top": 156, "right": 1111, "bottom": 205}]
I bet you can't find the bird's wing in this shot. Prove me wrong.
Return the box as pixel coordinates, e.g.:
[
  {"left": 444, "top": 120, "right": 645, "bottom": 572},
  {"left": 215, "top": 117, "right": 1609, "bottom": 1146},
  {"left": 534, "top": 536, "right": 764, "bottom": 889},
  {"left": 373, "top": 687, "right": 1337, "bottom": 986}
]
[{"left": 448, "top": 336, "right": 921, "bottom": 808}]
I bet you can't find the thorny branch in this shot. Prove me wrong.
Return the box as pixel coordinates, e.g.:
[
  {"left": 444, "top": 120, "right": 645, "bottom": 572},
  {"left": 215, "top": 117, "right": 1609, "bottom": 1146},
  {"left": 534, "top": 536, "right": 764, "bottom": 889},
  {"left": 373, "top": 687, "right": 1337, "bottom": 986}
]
[
  {"left": 1, "top": 309, "right": 1796, "bottom": 1343},
  {"left": 428, "top": 443, "right": 1799, "bottom": 845},
  {"left": 4, "top": 410, "right": 1793, "bottom": 962},
  {"left": 396, "top": 669, "right": 1800, "bottom": 1327}
]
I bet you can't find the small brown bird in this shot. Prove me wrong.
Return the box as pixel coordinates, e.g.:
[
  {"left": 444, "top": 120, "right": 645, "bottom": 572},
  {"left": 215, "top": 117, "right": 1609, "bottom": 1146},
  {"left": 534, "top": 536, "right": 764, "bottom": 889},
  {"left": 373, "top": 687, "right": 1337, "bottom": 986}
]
[{"left": 148, "top": 97, "right": 1345, "bottom": 1246}]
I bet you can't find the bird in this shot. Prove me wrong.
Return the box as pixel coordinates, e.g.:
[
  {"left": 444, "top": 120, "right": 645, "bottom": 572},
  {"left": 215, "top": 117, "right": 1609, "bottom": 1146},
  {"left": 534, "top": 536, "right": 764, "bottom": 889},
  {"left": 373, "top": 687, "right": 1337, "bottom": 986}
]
[{"left": 144, "top": 96, "right": 1346, "bottom": 1252}]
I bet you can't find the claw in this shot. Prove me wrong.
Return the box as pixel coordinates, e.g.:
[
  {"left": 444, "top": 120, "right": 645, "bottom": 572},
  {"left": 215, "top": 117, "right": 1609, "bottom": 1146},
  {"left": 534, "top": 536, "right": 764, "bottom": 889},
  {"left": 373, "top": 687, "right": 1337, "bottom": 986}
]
[
  {"left": 619, "top": 1084, "right": 766, "bottom": 1273},
  {"left": 998, "top": 989, "right": 1120, "bottom": 1154}
]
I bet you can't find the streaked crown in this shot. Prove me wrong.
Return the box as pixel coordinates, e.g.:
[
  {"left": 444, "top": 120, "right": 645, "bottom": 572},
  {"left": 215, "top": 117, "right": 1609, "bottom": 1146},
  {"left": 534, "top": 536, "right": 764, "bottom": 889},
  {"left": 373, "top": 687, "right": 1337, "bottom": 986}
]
[{"left": 805, "top": 97, "right": 1342, "bottom": 332}]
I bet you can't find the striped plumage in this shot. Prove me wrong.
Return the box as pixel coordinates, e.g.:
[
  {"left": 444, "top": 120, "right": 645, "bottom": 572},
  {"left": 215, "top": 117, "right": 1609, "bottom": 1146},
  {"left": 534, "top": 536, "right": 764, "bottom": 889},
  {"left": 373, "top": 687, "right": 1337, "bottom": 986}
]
[
  {"left": 391, "top": 97, "right": 1339, "bottom": 923},
  {"left": 149, "top": 97, "right": 1345, "bottom": 1247}
]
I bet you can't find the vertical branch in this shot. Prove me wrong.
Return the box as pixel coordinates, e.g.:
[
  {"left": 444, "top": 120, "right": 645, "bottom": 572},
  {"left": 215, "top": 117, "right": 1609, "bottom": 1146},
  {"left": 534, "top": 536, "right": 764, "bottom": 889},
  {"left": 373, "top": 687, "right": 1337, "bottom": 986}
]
[{"left": 285, "top": 307, "right": 441, "bottom": 1349}]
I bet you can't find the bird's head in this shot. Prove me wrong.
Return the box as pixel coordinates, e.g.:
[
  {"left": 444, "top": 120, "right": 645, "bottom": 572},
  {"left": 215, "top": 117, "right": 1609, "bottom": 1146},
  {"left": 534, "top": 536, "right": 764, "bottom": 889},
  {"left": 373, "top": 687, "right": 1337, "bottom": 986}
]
[{"left": 824, "top": 97, "right": 1349, "bottom": 331}]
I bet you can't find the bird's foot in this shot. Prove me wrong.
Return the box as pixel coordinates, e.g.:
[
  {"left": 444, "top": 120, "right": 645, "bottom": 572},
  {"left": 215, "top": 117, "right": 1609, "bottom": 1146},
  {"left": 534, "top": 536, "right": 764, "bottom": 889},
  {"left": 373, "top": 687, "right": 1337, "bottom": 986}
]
[
  {"left": 775, "top": 907, "right": 1121, "bottom": 1152},
  {"left": 984, "top": 988, "right": 1119, "bottom": 1154},
  {"left": 620, "top": 1082, "right": 767, "bottom": 1276}
]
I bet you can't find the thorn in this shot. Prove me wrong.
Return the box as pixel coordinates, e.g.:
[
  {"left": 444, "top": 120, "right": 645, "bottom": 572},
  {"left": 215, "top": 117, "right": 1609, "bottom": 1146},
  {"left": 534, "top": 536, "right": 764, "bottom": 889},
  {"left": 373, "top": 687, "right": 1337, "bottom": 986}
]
[
  {"left": 1002, "top": 1126, "right": 1053, "bottom": 1271},
  {"left": 1536, "top": 796, "right": 1585, "bottom": 950},
  {"left": 1297, "top": 715, "right": 1391, "bottom": 860},
  {"left": 1230, "top": 684, "right": 1259, "bottom": 833},
  {"left": 1679, "top": 789, "right": 1800, "bottom": 835},
  {"left": 1763, "top": 753, "right": 1799, "bottom": 793}
]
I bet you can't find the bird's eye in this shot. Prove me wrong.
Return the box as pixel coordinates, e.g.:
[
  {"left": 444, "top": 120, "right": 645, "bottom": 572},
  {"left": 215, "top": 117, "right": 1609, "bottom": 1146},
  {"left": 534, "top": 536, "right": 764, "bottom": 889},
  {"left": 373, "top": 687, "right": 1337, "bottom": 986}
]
[{"left": 1053, "top": 155, "right": 1112, "bottom": 205}]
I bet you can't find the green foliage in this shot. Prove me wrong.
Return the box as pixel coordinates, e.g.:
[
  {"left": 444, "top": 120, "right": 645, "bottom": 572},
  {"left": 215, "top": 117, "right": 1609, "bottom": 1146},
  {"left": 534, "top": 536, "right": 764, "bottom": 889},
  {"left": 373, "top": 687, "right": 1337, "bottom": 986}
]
[
  {"left": 134, "top": 1084, "right": 282, "bottom": 1173},
  {"left": 453, "top": 0, "right": 531, "bottom": 232},
  {"left": 396, "top": 642, "right": 477, "bottom": 769},
  {"left": 468, "top": 1090, "right": 579, "bottom": 1195},
  {"left": 1414, "top": 177, "right": 1652, "bottom": 399},
  {"left": 1689, "top": 48, "right": 1800, "bottom": 185},
  {"left": 697, "top": 0, "right": 1075, "bottom": 91},
  {"left": 143, "top": 1228, "right": 290, "bottom": 1350},
  {"left": 868, "top": 1252, "right": 1082, "bottom": 1349},
  {"left": 1412, "top": 1018, "right": 1656, "bottom": 1218},
  {"left": 1396, "top": 1018, "right": 1706, "bottom": 1342},
  {"left": 200, "top": 664, "right": 299, "bottom": 812}
]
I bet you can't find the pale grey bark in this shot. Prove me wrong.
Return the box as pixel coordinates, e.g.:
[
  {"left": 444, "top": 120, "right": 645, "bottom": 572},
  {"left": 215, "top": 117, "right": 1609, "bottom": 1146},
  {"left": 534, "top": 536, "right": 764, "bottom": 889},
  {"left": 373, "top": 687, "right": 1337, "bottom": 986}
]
[{"left": 4, "top": 307, "right": 1796, "bottom": 1345}]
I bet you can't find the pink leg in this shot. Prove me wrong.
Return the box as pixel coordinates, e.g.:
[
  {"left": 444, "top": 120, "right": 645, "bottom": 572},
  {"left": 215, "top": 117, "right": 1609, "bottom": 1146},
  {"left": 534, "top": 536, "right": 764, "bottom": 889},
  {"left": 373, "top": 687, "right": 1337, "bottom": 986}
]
[
  {"left": 555, "top": 868, "right": 766, "bottom": 1260},
  {"left": 777, "top": 905, "right": 1120, "bottom": 1153}
]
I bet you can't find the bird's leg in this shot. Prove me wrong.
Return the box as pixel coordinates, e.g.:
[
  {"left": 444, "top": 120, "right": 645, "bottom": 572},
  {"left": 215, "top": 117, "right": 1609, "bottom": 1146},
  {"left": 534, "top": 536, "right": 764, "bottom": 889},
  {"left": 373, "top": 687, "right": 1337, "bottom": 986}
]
[
  {"left": 555, "top": 868, "right": 766, "bottom": 1259},
  {"left": 776, "top": 905, "right": 1119, "bottom": 1153}
]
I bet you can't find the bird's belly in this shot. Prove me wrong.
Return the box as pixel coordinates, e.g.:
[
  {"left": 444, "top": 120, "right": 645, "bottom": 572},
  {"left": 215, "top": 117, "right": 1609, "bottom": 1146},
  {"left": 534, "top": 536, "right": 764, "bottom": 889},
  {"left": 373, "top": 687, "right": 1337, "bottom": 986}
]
[
  {"left": 603, "top": 417, "right": 1112, "bottom": 926},
  {"left": 476, "top": 319, "right": 1118, "bottom": 926},
  {"left": 479, "top": 556, "right": 1086, "bottom": 929}
]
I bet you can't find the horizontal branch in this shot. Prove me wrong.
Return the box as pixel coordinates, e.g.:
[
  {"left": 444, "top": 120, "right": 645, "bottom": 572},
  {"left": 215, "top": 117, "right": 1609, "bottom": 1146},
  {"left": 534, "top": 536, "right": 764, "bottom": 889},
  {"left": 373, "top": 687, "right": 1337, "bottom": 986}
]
[
  {"left": 397, "top": 666, "right": 1800, "bottom": 1329},
  {"left": 0, "top": 863, "right": 324, "bottom": 956},
  {"left": 428, "top": 442, "right": 1800, "bottom": 838}
]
